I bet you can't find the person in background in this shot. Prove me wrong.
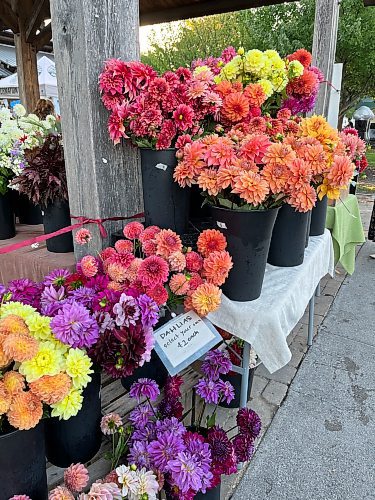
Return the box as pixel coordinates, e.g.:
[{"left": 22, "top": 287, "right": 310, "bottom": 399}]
[
  {"left": 369, "top": 198, "right": 375, "bottom": 259},
  {"left": 32, "top": 98, "right": 55, "bottom": 119}
]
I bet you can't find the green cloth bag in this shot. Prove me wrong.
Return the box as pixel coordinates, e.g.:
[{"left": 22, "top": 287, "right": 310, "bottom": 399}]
[{"left": 326, "top": 194, "right": 365, "bottom": 274}]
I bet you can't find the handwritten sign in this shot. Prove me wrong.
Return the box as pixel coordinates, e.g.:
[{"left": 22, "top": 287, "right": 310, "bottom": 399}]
[{"left": 154, "top": 311, "right": 222, "bottom": 376}]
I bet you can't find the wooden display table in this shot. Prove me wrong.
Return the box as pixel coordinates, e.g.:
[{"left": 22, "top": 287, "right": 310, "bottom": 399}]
[{"left": 0, "top": 224, "right": 76, "bottom": 284}]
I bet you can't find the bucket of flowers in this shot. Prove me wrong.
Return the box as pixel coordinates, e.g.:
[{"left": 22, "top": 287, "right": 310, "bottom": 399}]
[
  {"left": 76, "top": 221, "right": 232, "bottom": 391},
  {"left": 0, "top": 300, "right": 93, "bottom": 499},
  {"left": 48, "top": 349, "right": 262, "bottom": 500},
  {"left": 99, "top": 60, "right": 222, "bottom": 234}
]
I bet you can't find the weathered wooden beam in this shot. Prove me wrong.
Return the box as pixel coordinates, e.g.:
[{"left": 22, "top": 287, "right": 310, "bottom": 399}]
[
  {"left": 14, "top": 3, "right": 40, "bottom": 112},
  {"left": 312, "top": 0, "right": 340, "bottom": 117},
  {"left": 50, "top": 0, "right": 143, "bottom": 258},
  {"left": 26, "top": 0, "right": 49, "bottom": 42},
  {"left": 140, "top": 0, "right": 296, "bottom": 25}
]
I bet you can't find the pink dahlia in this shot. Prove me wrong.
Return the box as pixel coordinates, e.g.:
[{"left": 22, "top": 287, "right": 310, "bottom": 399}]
[
  {"left": 80, "top": 482, "right": 122, "bottom": 499},
  {"left": 64, "top": 463, "right": 89, "bottom": 493},
  {"left": 100, "top": 413, "right": 123, "bottom": 435},
  {"left": 173, "top": 104, "right": 195, "bottom": 131},
  {"left": 48, "top": 486, "right": 75, "bottom": 500},
  {"left": 185, "top": 251, "right": 204, "bottom": 272},
  {"left": 139, "top": 225, "right": 161, "bottom": 243},
  {"left": 139, "top": 255, "right": 169, "bottom": 287},
  {"left": 80, "top": 255, "right": 99, "bottom": 278},
  {"left": 146, "top": 284, "right": 169, "bottom": 306},
  {"left": 9, "top": 497, "right": 32, "bottom": 500},
  {"left": 169, "top": 273, "right": 190, "bottom": 296},
  {"left": 75, "top": 228, "right": 92, "bottom": 245},
  {"left": 123, "top": 221, "right": 144, "bottom": 240},
  {"left": 115, "top": 239, "right": 133, "bottom": 254},
  {"left": 168, "top": 251, "right": 186, "bottom": 272},
  {"left": 155, "top": 229, "right": 182, "bottom": 258}
]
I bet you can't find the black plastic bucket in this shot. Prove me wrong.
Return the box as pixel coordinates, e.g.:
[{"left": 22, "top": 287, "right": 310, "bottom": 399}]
[
  {"left": 349, "top": 173, "right": 358, "bottom": 195},
  {"left": 210, "top": 205, "right": 279, "bottom": 301},
  {"left": 0, "top": 422, "right": 48, "bottom": 500},
  {"left": 195, "top": 484, "right": 221, "bottom": 500},
  {"left": 268, "top": 204, "right": 310, "bottom": 267},
  {"left": 309, "top": 196, "right": 328, "bottom": 236},
  {"left": 45, "top": 372, "right": 102, "bottom": 467},
  {"left": 18, "top": 193, "right": 43, "bottom": 224},
  {"left": 140, "top": 148, "right": 190, "bottom": 234},
  {"left": 43, "top": 199, "right": 73, "bottom": 253},
  {"left": 219, "top": 368, "right": 255, "bottom": 409},
  {"left": 0, "top": 192, "right": 16, "bottom": 240}
]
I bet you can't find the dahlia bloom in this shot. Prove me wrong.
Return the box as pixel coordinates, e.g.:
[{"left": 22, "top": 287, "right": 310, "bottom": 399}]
[
  {"left": 191, "top": 283, "right": 221, "bottom": 316},
  {"left": 50, "top": 387, "right": 84, "bottom": 420},
  {"left": 148, "top": 431, "right": 185, "bottom": 470},
  {"left": 327, "top": 155, "right": 354, "bottom": 188},
  {"left": 123, "top": 221, "right": 144, "bottom": 239},
  {"left": 64, "top": 463, "right": 89, "bottom": 493},
  {"left": 202, "top": 250, "right": 233, "bottom": 286},
  {"left": 48, "top": 486, "right": 75, "bottom": 500},
  {"left": 197, "top": 229, "right": 227, "bottom": 257},
  {"left": 232, "top": 170, "right": 269, "bottom": 205},
  {"left": 51, "top": 302, "right": 99, "bottom": 348},
  {"left": 138, "top": 256, "right": 169, "bottom": 287},
  {"left": 29, "top": 373, "right": 72, "bottom": 404},
  {"left": 100, "top": 412, "right": 123, "bottom": 435},
  {"left": 80, "top": 256, "right": 99, "bottom": 278},
  {"left": 155, "top": 229, "right": 183, "bottom": 258},
  {"left": 201, "top": 349, "right": 232, "bottom": 380},
  {"left": 7, "top": 390, "right": 43, "bottom": 430},
  {"left": 75, "top": 228, "right": 92, "bottom": 245},
  {"left": 129, "top": 378, "right": 160, "bottom": 402},
  {"left": 79, "top": 482, "right": 122, "bottom": 500}
]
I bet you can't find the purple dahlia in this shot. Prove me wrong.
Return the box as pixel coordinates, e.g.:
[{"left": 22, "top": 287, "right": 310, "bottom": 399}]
[{"left": 50, "top": 301, "right": 99, "bottom": 348}]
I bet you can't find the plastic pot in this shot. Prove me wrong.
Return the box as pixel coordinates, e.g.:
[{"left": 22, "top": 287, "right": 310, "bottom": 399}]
[
  {"left": 219, "top": 368, "right": 255, "bottom": 409},
  {"left": 140, "top": 148, "right": 190, "bottom": 234},
  {"left": 43, "top": 198, "right": 73, "bottom": 253},
  {"left": 0, "top": 192, "right": 16, "bottom": 239},
  {"left": 18, "top": 193, "right": 43, "bottom": 224},
  {"left": 210, "top": 205, "right": 279, "bottom": 301},
  {"left": 0, "top": 422, "right": 48, "bottom": 500},
  {"left": 349, "top": 174, "right": 358, "bottom": 195},
  {"left": 195, "top": 484, "right": 221, "bottom": 500},
  {"left": 268, "top": 204, "right": 310, "bottom": 267},
  {"left": 310, "top": 196, "right": 328, "bottom": 236},
  {"left": 45, "top": 372, "right": 102, "bottom": 467}
]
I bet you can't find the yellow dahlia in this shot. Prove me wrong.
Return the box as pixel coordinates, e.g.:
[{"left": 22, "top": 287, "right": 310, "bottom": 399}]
[
  {"left": 0, "top": 302, "right": 36, "bottom": 321},
  {"left": 2, "top": 371, "right": 26, "bottom": 398},
  {"left": 3, "top": 333, "right": 39, "bottom": 362},
  {"left": 7, "top": 391, "right": 43, "bottom": 430},
  {"left": 191, "top": 283, "right": 222, "bottom": 316},
  {"left": 65, "top": 349, "right": 93, "bottom": 389},
  {"left": 30, "top": 373, "right": 72, "bottom": 404},
  {"left": 26, "top": 314, "right": 53, "bottom": 341},
  {"left": 19, "top": 341, "right": 65, "bottom": 382},
  {"left": 50, "top": 387, "right": 83, "bottom": 420},
  {"left": 0, "top": 381, "right": 11, "bottom": 414}
]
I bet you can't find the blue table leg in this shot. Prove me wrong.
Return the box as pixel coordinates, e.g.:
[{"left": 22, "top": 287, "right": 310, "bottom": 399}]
[{"left": 240, "top": 342, "right": 251, "bottom": 408}]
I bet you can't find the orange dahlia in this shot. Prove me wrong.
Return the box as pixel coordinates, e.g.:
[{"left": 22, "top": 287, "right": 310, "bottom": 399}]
[
  {"left": 222, "top": 92, "right": 250, "bottom": 123},
  {"left": 168, "top": 251, "right": 186, "bottom": 272},
  {"left": 198, "top": 169, "right": 220, "bottom": 196},
  {"left": 327, "top": 155, "right": 354, "bottom": 188},
  {"left": 216, "top": 165, "right": 242, "bottom": 190},
  {"left": 289, "top": 184, "right": 317, "bottom": 213},
  {"left": 203, "top": 250, "right": 233, "bottom": 286},
  {"left": 301, "top": 143, "right": 327, "bottom": 176},
  {"left": 287, "top": 159, "right": 313, "bottom": 190},
  {"left": 0, "top": 343, "right": 12, "bottom": 369},
  {"left": 197, "top": 229, "right": 227, "bottom": 257},
  {"left": 155, "top": 229, "right": 183, "bottom": 258},
  {"left": 2, "top": 371, "right": 25, "bottom": 398},
  {"left": 287, "top": 49, "right": 312, "bottom": 68},
  {"left": 262, "top": 142, "right": 296, "bottom": 167},
  {"left": 262, "top": 163, "right": 289, "bottom": 194},
  {"left": 7, "top": 391, "right": 43, "bottom": 430},
  {"left": 0, "top": 381, "right": 11, "bottom": 414},
  {"left": 232, "top": 171, "right": 269, "bottom": 205},
  {"left": 106, "top": 262, "right": 128, "bottom": 282},
  {"left": 169, "top": 273, "right": 190, "bottom": 296},
  {"left": 29, "top": 373, "right": 72, "bottom": 404},
  {"left": 191, "top": 283, "right": 222, "bottom": 316},
  {"left": 244, "top": 83, "right": 267, "bottom": 107},
  {"left": 0, "top": 315, "right": 29, "bottom": 340},
  {"left": 215, "top": 80, "right": 236, "bottom": 97},
  {"left": 173, "top": 160, "right": 196, "bottom": 188},
  {"left": 2, "top": 333, "right": 39, "bottom": 362}
]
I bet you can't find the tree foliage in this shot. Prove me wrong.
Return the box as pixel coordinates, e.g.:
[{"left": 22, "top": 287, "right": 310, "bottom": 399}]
[{"left": 141, "top": 0, "right": 375, "bottom": 122}]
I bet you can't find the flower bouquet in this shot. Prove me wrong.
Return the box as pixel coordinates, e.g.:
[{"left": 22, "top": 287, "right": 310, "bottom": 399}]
[
  {"left": 339, "top": 127, "right": 368, "bottom": 195},
  {"left": 0, "top": 301, "right": 93, "bottom": 497},
  {"left": 92, "top": 350, "right": 261, "bottom": 499}
]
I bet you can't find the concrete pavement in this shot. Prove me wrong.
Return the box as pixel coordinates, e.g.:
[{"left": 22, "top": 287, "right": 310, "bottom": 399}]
[{"left": 232, "top": 241, "right": 375, "bottom": 500}]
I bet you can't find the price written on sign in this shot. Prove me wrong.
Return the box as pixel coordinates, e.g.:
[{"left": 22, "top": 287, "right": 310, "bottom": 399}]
[{"left": 154, "top": 310, "right": 222, "bottom": 376}]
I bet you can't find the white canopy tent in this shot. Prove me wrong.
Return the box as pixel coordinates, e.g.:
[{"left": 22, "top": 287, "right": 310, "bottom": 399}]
[{"left": 0, "top": 56, "right": 59, "bottom": 110}]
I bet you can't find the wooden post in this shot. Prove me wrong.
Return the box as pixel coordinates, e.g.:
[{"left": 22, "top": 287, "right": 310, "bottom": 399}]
[
  {"left": 312, "top": 0, "right": 340, "bottom": 117},
  {"left": 49, "top": 0, "right": 143, "bottom": 258},
  {"left": 14, "top": 11, "right": 40, "bottom": 112}
]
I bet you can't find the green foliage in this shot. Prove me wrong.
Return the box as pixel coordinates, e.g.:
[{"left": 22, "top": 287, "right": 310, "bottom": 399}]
[{"left": 141, "top": 0, "right": 375, "bottom": 121}]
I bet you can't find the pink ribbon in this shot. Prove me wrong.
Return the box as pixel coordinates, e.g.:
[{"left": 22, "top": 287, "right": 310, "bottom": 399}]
[{"left": 0, "top": 212, "right": 144, "bottom": 255}]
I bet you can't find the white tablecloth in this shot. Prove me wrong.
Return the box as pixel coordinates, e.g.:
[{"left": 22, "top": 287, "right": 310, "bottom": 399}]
[{"left": 208, "top": 229, "right": 334, "bottom": 373}]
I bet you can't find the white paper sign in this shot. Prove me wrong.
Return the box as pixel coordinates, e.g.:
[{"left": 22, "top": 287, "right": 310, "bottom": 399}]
[
  {"left": 155, "top": 163, "right": 168, "bottom": 171},
  {"left": 154, "top": 311, "right": 222, "bottom": 375}
]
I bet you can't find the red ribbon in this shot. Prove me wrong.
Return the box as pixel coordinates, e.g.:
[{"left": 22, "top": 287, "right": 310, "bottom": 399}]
[{"left": 0, "top": 212, "right": 144, "bottom": 255}]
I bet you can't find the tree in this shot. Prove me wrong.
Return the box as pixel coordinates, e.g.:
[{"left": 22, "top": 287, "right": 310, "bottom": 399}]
[{"left": 141, "top": 0, "right": 375, "bottom": 125}]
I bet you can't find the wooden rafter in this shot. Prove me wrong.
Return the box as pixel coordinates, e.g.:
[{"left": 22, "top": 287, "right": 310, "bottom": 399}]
[
  {"left": 34, "top": 24, "right": 52, "bottom": 49},
  {"left": 0, "top": 1, "right": 18, "bottom": 33},
  {"left": 26, "top": 0, "right": 49, "bottom": 42}
]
